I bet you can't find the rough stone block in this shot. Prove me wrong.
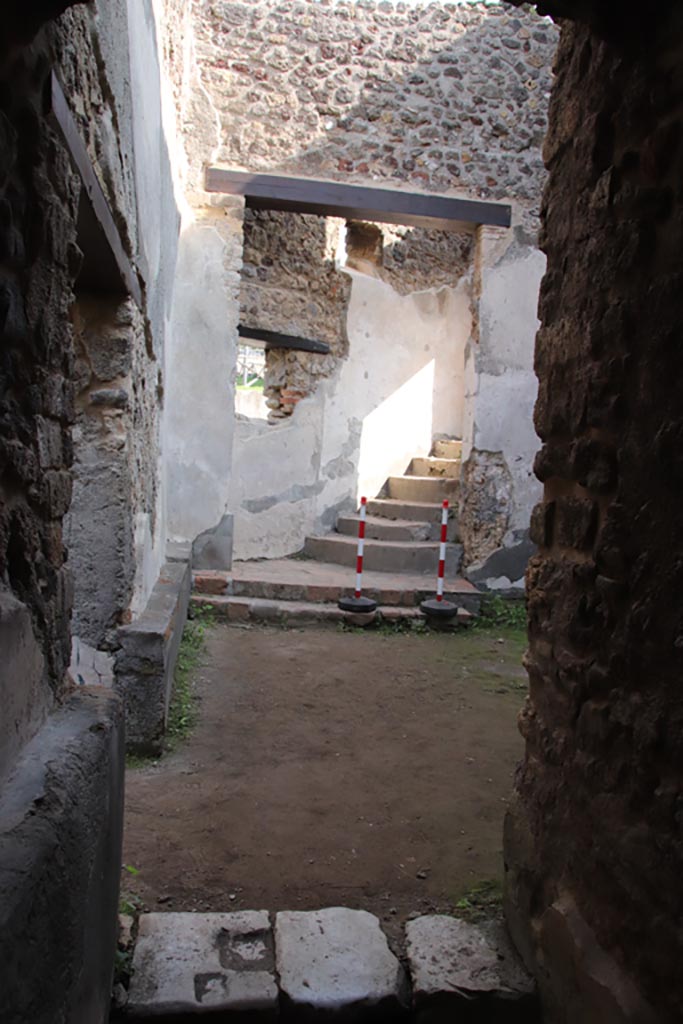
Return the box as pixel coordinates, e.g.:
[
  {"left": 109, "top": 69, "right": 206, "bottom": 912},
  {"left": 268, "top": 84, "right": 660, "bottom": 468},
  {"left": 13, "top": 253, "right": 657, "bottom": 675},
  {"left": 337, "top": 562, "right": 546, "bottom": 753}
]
[
  {"left": 115, "top": 561, "right": 191, "bottom": 754},
  {"left": 193, "top": 512, "right": 235, "bottom": 571},
  {"left": 406, "top": 915, "right": 536, "bottom": 1023},
  {"left": 466, "top": 530, "right": 536, "bottom": 591},
  {"left": 275, "top": 907, "right": 409, "bottom": 1020},
  {"left": 0, "top": 689, "right": 124, "bottom": 1024},
  {"left": 128, "top": 911, "right": 278, "bottom": 1018},
  {"left": 70, "top": 635, "right": 114, "bottom": 687},
  {"left": 0, "top": 591, "right": 49, "bottom": 783}
]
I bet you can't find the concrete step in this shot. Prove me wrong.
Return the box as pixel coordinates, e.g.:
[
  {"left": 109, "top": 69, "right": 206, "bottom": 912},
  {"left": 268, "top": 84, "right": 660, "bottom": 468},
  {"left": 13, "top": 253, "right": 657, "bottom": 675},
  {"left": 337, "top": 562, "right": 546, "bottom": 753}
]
[
  {"left": 304, "top": 533, "right": 463, "bottom": 575},
  {"left": 409, "top": 456, "right": 461, "bottom": 478},
  {"left": 386, "top": 475, "right": 460, "bottom": 504},
  {"left": 191, "top": 593, "right": 464, "bottom": 626},
  {"left": 345, "top": 506, "right": 459, "bottom": 542},
  {"left": 366, "top": 498, "right": 442, "bottom": 521},
  {"left": 336, "top": 513, "right": 432, "bottom": 542},
  {"left": 432, "top": 438, "right": 463, "bottom": 459},
  {"left": 199, "top": 560, "right": 481, "bottom": 612}
]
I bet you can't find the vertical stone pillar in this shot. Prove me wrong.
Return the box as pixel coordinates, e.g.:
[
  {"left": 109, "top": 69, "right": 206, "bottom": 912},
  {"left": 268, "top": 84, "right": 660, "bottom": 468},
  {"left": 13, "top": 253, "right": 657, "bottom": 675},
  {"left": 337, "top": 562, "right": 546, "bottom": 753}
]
[
  {"left": 504, "top": 13, "right": 683, "bottom": 1022},
  {"left": 165, "top": 195, "right": 244, "bottom": 559},
  {"left": 460, "top": 221, "right": 544, "bottom": 589}
]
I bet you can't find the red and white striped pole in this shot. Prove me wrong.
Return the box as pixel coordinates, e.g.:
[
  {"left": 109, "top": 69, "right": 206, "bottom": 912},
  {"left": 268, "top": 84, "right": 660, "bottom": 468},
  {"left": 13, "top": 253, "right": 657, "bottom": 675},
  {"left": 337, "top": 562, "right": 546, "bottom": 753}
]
[
  {"left": 436, "top": 499, "right": 448, "bottom": 602},
  {"left": 421, "top": 498, "right": 457, "bottom": 621},
  {"left": 338, "top": 496, "right": 377, "bottom": 614},
  {"left": 355, "top": 496, "right": 367, "bottom": 598}
]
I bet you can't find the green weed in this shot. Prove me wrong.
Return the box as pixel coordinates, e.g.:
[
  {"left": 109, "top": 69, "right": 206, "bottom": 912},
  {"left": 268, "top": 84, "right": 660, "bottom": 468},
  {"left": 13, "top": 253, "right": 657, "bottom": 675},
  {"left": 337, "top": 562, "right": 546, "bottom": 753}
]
[
  {"left": 165, "top": 608, "right": 214, "bottom": 748},
  {"left": 452, "top": 878, "right": 504, "bottom": 921},
  {"left": 475, "top": 594, "right": 527, "bottom": 632}
]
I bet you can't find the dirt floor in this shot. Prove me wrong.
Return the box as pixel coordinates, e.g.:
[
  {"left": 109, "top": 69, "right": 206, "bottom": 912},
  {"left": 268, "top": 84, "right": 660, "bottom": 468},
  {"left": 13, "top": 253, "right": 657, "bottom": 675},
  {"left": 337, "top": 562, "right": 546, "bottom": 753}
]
[{"left": 122, "top": 620, "right": 527, "bottom": 947}]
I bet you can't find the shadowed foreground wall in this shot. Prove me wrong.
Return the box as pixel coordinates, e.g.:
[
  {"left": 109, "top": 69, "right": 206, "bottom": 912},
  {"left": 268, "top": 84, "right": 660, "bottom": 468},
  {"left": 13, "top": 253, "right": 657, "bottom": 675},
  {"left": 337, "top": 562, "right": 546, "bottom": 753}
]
[{"left": 505, "top": 6, "right": 683, "bottom": 1022}]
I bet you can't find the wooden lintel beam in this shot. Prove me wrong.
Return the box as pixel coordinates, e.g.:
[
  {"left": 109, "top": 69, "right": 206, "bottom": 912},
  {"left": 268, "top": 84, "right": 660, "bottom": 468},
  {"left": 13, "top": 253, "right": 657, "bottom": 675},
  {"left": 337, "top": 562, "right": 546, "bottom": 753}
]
[
  {"left": 238, "top": 324, "right": 331, "bottom": 355},
  {"left": 206, "top": 168, "right": 511, "bottom": 232},
  {"left": 49, "top": 72, "right": 143, "bottom": 307}
]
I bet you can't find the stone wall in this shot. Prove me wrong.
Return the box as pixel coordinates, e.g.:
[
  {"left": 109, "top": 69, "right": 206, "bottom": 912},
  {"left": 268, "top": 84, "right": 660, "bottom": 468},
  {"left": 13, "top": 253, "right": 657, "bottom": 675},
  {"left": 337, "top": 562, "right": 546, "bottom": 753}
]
[
  {"left": 232, "top": 260, "right": 471, "bottom": 559},
  {"left": 56, "top": 0, "right": 183, "bottom": 612},
  {"left": 0, "top": 7, "right": 125, "bottom": 1023},
  {"left": 189, "top": 0, "right": 557, "bottom": 567},
  {"left": 505, "top": 7, "right": 683, "bottom": 1022},
  {"left": 0, "top": 20, "right": 81, "bottom": 739},
  {"left": 459, "top": 222, "right": 544, "bottom": 588},
  {"left": 194, "top": 0, "right": 557, "bottom": 210},
  {"left": 65, "top": 295, "right": 161, "bottom": 649},
  {"left": 241, "top": 209, "right": 350, "bottom": 419}
]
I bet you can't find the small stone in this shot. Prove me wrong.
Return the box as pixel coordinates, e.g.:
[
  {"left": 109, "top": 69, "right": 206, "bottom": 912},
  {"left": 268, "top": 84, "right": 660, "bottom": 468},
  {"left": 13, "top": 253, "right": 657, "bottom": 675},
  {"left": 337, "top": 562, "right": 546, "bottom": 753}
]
[
  {"left": 344, "top": 610, "right": 377, "bottom": 627},
  {"left": 112, "top": 983, "right": 128, "bottom": 1010},
  {"left": 416, "top": 870, "right": 428, "bottom": 880},
  {"left": 118, "top": 914, "right": 134, "bottom": 950},
  {"left": 275, "top": 907, "right": 409, "bottom": 1018}
]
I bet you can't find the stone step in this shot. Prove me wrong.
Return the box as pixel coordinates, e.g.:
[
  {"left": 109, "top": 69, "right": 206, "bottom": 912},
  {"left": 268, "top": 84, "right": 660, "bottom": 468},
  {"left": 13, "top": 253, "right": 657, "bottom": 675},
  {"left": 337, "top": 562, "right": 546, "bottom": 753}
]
[
  {"left": 340, "top": 510, "right": 458, "bottom": 543},
  {"left": 191, "top": 594, "right": 473, "bottom": 627},
  {"left": 408, "top": 456, "right": 461, "bottom": 478},
  {"left": 432, "top": 438, "right": 463, "bottom": 459},
  {"left": 367, "top": 498, "right": 445, "bottom": 522},
  {"left": 386, "top": 474, "right": 460, "bottom": 504},
  {"left": 304, "top": 533, "right": 463, "bottom": 575},
  {"left": 336, "top": 513, "right": 432, "bottom": 542},
  {"left": 196, "top": 560, "right": 482, "bottom": 613}
]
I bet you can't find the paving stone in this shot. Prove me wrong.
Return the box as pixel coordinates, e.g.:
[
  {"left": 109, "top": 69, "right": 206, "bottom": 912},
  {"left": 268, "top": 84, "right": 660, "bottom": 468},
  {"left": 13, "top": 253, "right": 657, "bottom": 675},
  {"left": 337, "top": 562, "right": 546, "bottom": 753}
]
[
  {"left": 275, "top": 907, "right": 409, "bottom": 1020},
  {"left": 128, "top": 911, "right": 278, "bottom": 1018},
  {"left": 405, "top": 915, "right": 537, "bottom": 1022}
]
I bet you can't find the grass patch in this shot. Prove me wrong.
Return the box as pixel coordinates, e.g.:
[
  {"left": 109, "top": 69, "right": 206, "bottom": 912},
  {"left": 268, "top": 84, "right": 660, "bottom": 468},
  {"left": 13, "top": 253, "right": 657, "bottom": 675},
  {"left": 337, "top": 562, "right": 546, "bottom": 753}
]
[
  {"left": 125, "top": 605, "right": 215, "bottom": 768},
  {"left": 165, "top": 604, "right": 215, "bottom": 749},
  {"left": 452, "top": 878, "right": 504, "bottom": 921},
  {"left": 475, "top": 594, "right": 527, "bottom": 632}
]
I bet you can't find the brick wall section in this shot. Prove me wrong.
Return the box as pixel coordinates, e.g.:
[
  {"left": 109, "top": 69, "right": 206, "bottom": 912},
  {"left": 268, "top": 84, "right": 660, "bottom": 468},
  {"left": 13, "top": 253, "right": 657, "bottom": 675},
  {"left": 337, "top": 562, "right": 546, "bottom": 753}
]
[
  {"left": 241, "top": 209, "right": 350, "bottom": 418},
  {"left": 505, "top": 9, "right": 683, "bottom": 1020},
  {"left": 0, "top": 28, "right": 80, "bottom": 700}
]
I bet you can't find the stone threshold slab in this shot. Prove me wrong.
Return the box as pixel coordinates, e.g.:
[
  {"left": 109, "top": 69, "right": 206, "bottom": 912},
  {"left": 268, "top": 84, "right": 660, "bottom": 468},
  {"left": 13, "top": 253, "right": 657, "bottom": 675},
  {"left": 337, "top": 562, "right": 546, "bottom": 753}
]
[{"left": 124, "top": 909, "right": 535, "bottom": 1022}]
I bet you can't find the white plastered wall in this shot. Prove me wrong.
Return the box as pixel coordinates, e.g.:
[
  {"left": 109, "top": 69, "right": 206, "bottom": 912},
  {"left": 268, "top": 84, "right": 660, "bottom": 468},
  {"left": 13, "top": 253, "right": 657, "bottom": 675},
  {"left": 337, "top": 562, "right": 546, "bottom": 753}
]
[
  {"left": 460, "top": 218, "right": 545, "bottom": 585},
  {"left": 165, "top": 197, "right": 244, "bottom": 546},
  {"left": 231, "top": 268, "right": 471, "bottom": 560}
]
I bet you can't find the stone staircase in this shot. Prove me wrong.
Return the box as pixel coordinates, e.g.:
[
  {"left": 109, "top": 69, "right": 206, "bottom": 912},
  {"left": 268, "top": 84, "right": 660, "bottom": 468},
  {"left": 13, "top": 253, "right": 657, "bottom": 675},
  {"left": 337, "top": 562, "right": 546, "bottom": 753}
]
[
  {"left": 193, "top": 439, "right": 480, "bottom": 625},
  {"left": 303, "top": 439, "right": 463, "bottom": 574}
]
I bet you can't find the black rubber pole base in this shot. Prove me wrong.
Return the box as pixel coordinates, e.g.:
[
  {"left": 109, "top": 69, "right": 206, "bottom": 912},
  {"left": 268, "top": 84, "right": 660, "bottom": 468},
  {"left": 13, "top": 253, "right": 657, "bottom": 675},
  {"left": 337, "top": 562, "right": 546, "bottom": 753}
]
[
  {"left": 420, "top": 598, "right": 458, "bottom": 620},
  {"left": 338, "top": 595, "right": 378, "bottom": 613}
]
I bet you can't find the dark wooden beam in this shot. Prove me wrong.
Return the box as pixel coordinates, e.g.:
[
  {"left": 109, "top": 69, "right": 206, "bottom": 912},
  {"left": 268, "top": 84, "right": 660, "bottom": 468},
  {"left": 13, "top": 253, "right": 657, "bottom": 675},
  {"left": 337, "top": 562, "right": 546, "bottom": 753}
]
[
  {"left": 49, "top": 71, "right": 142, "bottom": 307},
  {"left": 206, "top": 168, "right": 511, "bottom": 233},
  {"left": 238, "top": 324, "right": 331, "bottom": 355}
]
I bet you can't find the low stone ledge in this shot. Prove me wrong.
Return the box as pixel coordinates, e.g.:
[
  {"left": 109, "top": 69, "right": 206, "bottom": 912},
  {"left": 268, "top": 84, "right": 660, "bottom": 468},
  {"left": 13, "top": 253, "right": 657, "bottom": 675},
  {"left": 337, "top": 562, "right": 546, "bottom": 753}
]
[
  {"left": 115, "top": 561, "right": 191, "bottom": 754},
  {"left": 0, "top": 689, "right": 124, "bottom": 1024}
]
